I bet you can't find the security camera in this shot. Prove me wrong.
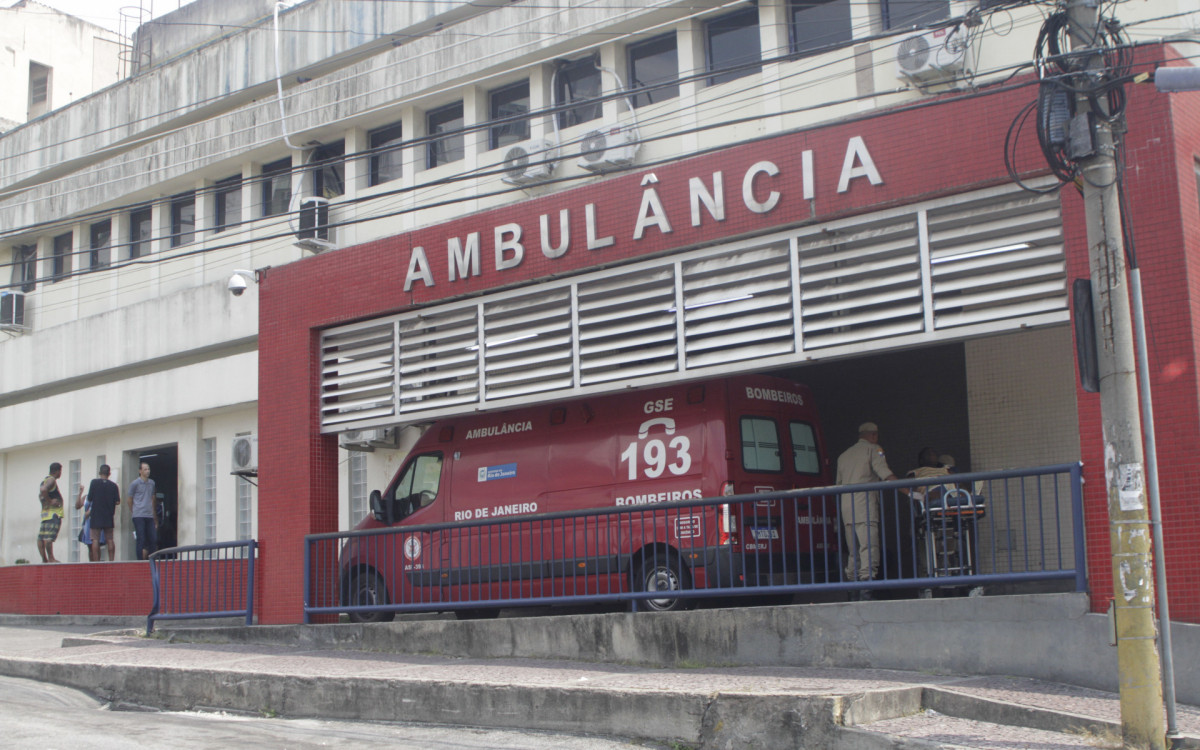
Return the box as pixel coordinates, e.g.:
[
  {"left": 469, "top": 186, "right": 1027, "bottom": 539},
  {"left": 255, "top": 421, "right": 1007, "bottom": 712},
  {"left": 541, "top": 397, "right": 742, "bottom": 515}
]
[{"left": 228, "top": 274, "right": 248, "bottom": 296}]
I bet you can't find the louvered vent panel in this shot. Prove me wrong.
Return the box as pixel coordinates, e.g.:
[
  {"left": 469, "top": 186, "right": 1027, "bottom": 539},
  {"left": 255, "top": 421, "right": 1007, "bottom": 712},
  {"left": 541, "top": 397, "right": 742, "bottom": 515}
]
[
  {"left": 682, "top": 243, "right": 795, "bottom": 369},
  {"left": 397, "top": 306, "right": 480, "bottom": 414},
  {"left": 928, "top": 188, "right": 1066, "bottom": 329},
  {"left": 482, "top": 289, "right": 574, "bottom": 399},
  {"left": 577, "top": 265, "right": 678, "bottom": 385},
  {"left": 319, "top": 321, "right": 397, "bottom": 429},
  {"left": 798, "top": 216, "right": 923, "bottom": 349}
]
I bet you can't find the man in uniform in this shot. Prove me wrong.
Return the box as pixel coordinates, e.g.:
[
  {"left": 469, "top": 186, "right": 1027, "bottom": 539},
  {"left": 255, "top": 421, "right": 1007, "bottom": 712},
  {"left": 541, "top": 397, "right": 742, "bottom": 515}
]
[{"left": 836, "top": 423, "right": 896, "bottom": 598}]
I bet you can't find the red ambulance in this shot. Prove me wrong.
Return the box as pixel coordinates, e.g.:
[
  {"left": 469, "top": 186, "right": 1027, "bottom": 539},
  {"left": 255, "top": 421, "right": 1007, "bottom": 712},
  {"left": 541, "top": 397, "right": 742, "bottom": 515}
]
[{"left": 339, "top": 374, "right": 837, "bottom": 621}]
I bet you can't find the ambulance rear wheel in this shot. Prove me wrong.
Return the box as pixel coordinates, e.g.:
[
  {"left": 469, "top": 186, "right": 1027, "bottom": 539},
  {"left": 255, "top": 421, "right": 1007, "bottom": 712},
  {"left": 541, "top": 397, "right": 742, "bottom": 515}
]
[
  {"left": 347, "top": 571, "right": 394, "bottom": 624},
  {"left": 632, "top": 553, "right": 692, "bottom": 612}
]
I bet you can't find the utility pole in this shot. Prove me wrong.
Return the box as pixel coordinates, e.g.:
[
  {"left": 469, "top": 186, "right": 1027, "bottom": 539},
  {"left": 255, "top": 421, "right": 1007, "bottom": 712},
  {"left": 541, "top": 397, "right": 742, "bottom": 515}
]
[{"left": 1064, "top": 1, "right": 1166, "bottom": 747}]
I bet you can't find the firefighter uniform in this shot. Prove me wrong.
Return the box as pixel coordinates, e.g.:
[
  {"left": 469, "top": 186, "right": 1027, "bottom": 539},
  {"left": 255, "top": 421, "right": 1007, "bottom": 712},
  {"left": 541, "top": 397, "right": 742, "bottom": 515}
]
[{"left": 836, "top": 425, "right": 895, "bottom": 583}]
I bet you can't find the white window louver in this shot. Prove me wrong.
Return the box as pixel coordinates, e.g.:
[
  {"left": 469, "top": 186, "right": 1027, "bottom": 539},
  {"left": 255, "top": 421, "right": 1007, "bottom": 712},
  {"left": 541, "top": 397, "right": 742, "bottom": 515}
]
[
  {"left": 320, "top": 320, "right": 397, "bottom": 427},
  {"left": 481, "top": 289, "right": 574, "bottom": 399},
  {"left": 319, "top": 181, "right": 1067, "bottom": 432},
  {"left": 577, "top": 265, "right": 678, "bottom": 385},
  {"left": 927, "top": 190, "right": 1067, "bottom": 328},
  {"left": 798, "top": 214, "right": 924, "bottom": 350},
  {"left": 682, "top": 244, "right": 795, "bottom": 368}
]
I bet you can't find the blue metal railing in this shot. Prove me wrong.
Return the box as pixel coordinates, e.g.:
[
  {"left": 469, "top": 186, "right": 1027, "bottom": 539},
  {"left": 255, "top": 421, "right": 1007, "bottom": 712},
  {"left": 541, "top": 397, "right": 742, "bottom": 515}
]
[
  {"left": 147, "top": 540, "right": 257, "bottom": 634},
  {"left": 304, "top": 463, "right": 1085, "bottom": 622}
]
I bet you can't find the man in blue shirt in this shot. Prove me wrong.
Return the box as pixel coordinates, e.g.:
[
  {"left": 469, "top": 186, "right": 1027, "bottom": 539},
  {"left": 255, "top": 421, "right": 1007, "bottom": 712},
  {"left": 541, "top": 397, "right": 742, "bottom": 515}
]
[{"left": 128, "top": 462, "right": 159, "bottom": 560}]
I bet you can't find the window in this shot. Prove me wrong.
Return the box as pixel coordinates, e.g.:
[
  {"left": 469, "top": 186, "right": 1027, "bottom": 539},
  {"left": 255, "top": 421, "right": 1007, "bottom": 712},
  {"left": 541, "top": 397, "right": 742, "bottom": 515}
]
[
  {"left": 706, "top": 7, "right": 761, "bottom": 86},
  {"left": 52, "top": 232, "right": 72, "bottom": 281},
  {"left": 236, "top": 476, "right": 253, "bottom": 540},
  {"left": 628, "top": 33, "right": 679, "bottom": 108},
  {"left": 426, "top": 103, "right": 464, "bottom": 169},
  {"left": 368, "top": 121, "right": 404, "bottom": 186},
  {"left": 28, "top": 61, "right": 51, "bottom": 119},
  {"left": 311, "top": 141, "right": 345, "bottom": 199},
  {"left": 488, "top": 80, "right": 530, "bottom": 150},
  {"left": 13, "top": 244, "right": 37, "bottom": 292},
  {"left": 129, "top": 206, "right": 152, "bottom": 259},
  {"left": 386, "top": 453, "right": 443, "bottom": 522},
  {"left": 884, "top": 0, "right": 949, "bottom": 30},
  {"left": 350, "top": 451, "right": 368, "bottom": 526},
  {"left": 68, "top": 459, "right": 82, "bottom": 562},
  {"left": 790, "top": 422, "right": 821, "bottom": 474},
  {"left": 214, "top": 176, "right": 242, "bottom": 233},
  {"left": 260, "top": 158, "right": 292, "bottom": 217},
  {"left": 789, "top": 0, "right": 852, "bottom": 57},
  {"left": 170, "top": 192, "right": 195, "bottom": 247},
  {"left": 555, "top": 56, "right": 602, "bottom": 128},
  {"left": 741, "top": 417, "right": 782, "bottom": 472},
  {"left": 89, "top": 220, "right": 111, "bottom": 268},
  {"left": 202, "top": 438, "right": 216, "bottom": 544}
]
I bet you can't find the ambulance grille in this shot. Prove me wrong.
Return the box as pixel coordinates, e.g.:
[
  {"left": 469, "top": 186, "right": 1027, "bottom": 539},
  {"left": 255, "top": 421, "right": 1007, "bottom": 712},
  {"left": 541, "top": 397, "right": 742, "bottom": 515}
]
[{"left": 319, "top": 181, "right": 1066, "bottom": 432}]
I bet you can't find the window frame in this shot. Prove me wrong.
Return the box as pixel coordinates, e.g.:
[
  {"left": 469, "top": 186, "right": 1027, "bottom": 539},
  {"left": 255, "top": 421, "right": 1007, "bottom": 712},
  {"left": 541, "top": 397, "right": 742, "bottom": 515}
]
[
  {"left": 214, "top": 175, "right": 242, "bottom": 234},
  {"left": 368, "top": 121, "right": 404, "bottom": 186},
  {"left": 788, "top": 0, "right": 853, "bottom": 58},
  {"left": 170, "top": 192, "right": 196, "bottom": 248},
  {"left": 705, "top": 7, "right": 762, "bottom": 87},
  {"left": 385, "top": 452, "right": 444, "bottom": 522},
  {"left": 628, "top": 33, "right": 679, "bottom": 109},
  {"left": 89, "top": 219, "right": 112, "bottom": 269},
  {"left": 789, "top": 421, "right": 822, "bottom": 475},
  {"left": 52, "top": 232, "right": 72, "bottom": 281},
  {"left": 740, "top": 416, "right": 783, "bottom": 474},
  {"left": 12, "top": 244, "right": 37, "bottom": 292},
  {"left": 128, "top": 206, "right": 153, "bottom": 259},
  {"left": 883, "top": 0, "right": 950, "bottom": 30},
  {"left": 426, "top": 102, "right": 465, "bottom": 169},
  {"left": 259, "top": 157, "right": 293, "bottom": 218},
  {"left": 488, "top": 79, "right": 531, "bottom": 150},
  {"left": 554, "top": 55, "right": 603, "bottom": 129},
  {"left": 310, "top": 141, "right": 346, "bottom": 199}
]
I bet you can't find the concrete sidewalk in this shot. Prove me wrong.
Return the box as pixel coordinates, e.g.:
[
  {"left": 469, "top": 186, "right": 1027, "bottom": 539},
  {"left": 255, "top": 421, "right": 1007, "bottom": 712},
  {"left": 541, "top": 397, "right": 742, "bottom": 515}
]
[{"left": 0, "top": 615, "right": 1196, "bottom": 749}]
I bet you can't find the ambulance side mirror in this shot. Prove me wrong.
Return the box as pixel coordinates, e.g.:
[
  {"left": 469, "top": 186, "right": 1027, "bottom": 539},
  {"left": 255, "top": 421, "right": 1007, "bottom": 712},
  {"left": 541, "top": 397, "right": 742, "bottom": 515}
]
[{"left": 370, "top": 490, "right": 390, "bottom": 524}]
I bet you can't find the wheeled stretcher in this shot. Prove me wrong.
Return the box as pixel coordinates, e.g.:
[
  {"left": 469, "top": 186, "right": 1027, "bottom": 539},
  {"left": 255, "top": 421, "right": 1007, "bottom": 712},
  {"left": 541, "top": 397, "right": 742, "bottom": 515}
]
[{"left": 919, "top": 486, "right": 985, "bottom": 579}]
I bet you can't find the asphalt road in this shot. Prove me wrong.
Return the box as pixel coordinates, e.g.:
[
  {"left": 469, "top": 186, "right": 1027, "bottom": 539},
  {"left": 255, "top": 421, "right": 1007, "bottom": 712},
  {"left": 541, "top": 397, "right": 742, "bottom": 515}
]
[{"left": 0, "top": 675, "right": 667, "bottom": 750}]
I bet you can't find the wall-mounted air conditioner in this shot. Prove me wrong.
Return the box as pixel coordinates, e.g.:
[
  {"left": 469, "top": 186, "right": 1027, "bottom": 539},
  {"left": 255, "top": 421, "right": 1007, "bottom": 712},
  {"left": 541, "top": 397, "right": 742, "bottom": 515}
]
[
  {"left": 296, "top": 196, "right": 335, "bottom": 252},
  {"left": 0, "top": 290, "right": 26, "bottom": 328},
  {"left": 339, "top": 427, "right": 398, "bottom": 452},
  {"left": 501, "top": 139, "right": 557, "bottom": 185},
  {"left": 231, "top": 434, "right": 258, "bottom": 475},
  {"left": 895, "top": 27, "right": 969, "bottom": 86},
  {"left": 577, "top": 121, "right": 639, "bottom": 173}
]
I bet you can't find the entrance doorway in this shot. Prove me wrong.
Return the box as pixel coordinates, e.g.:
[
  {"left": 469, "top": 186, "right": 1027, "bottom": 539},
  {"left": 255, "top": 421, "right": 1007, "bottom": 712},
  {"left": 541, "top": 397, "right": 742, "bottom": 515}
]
[{"left": 122, "top": 444, "right": 179, "bottom": 560}]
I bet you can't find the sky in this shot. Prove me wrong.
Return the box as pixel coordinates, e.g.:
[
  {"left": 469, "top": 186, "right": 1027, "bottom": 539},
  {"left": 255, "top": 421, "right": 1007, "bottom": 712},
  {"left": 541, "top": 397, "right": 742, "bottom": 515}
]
[{"left": 15, "top": 0, "right": 184, "bottom": 33}]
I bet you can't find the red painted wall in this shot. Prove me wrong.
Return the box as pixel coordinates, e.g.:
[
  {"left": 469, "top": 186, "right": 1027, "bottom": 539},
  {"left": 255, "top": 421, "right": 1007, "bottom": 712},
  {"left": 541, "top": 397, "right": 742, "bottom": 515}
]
[{"left": 0, "top": 563, "right": 153, "bottom": 616}]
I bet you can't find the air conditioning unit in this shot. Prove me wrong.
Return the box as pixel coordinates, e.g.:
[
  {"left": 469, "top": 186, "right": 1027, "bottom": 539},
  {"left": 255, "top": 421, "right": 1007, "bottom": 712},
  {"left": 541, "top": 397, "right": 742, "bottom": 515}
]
[
  {"left": 296, "top": 196, "right": 335, "bottom": 252},
  {"left": 501, "top": 139, "right": 557, "bottom": 185},
  {"left": 0, "top": 290, "right": 26, "bottom": 328},
  {"left": 339, "top": 427, "right": 398, "bottom": 452},
  {"left": 577, "top": 121, "right": 639, "bottom": 173},
  {"left": 895, "top": 27, "right": 969, "bottom": 86},
  {"left": 231, "top": 434, "right": 258, "bottom": 475}
]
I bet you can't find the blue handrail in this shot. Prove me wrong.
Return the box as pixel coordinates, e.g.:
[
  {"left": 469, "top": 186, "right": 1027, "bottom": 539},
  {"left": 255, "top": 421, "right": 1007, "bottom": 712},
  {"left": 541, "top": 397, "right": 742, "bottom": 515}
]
[
  {"left": 147, "top": 539, "right": 256, "bottom": 634},
  {"left": 304, "top": 463, "right": 1086, "bottom": 622}
]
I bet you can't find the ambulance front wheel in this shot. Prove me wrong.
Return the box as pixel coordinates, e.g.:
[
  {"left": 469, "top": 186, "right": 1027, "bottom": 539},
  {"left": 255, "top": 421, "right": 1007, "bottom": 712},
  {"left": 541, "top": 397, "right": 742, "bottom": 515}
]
[
  {"left": 347, "top": 571, "right": 395, "bottom": 624},
  {"left": 632, "top": 552, "right": 693, "bottom": 612}
]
